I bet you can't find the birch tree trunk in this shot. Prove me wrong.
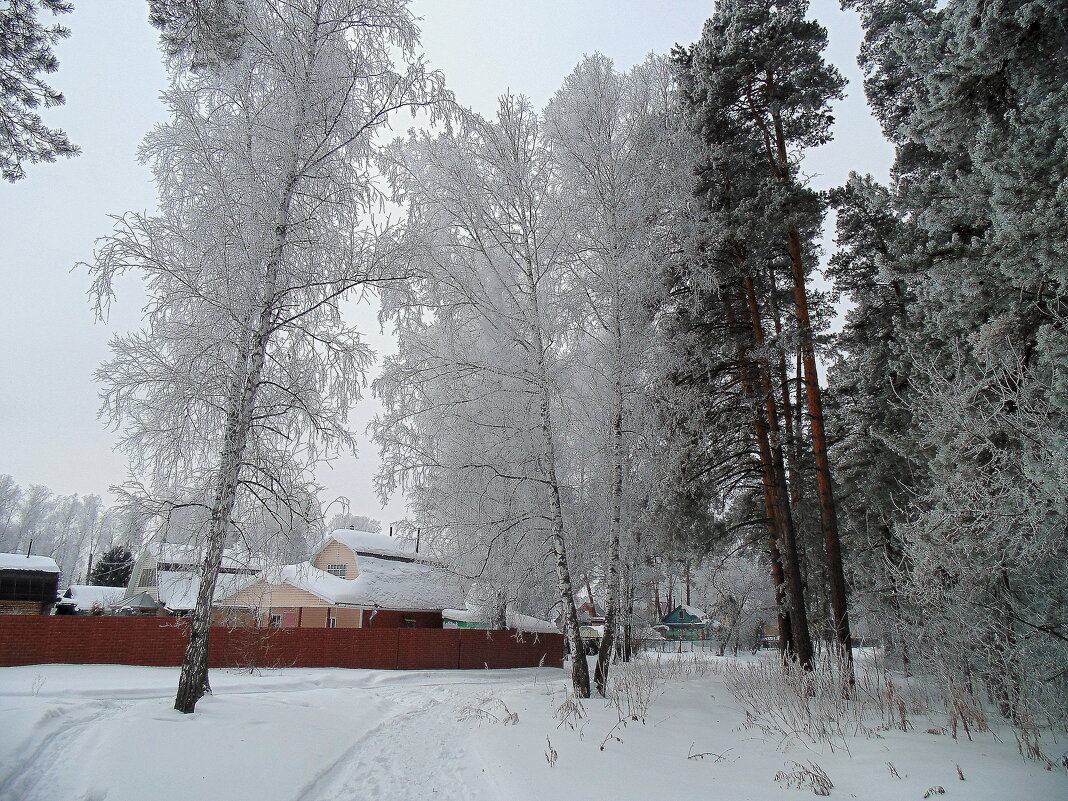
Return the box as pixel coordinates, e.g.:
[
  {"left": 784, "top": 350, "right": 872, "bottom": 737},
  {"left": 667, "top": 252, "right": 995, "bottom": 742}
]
[
  {"left": 522, "top": 253, "right": 591, "bottom": 698},
  {"left": 594, "top": 356, "right": 623, "bottom": 695},
  {"left": 175, "top": 166, "right": 298, "bottom": 712}
]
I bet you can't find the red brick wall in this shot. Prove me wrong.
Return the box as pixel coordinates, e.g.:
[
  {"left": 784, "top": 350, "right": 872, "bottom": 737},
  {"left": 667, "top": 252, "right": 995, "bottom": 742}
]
[
  {"left": 0, "top": 616, "right": 564, "bottom": 671},
  {"left": 360, "top": 609, "right": 442, "bottom": 629}
]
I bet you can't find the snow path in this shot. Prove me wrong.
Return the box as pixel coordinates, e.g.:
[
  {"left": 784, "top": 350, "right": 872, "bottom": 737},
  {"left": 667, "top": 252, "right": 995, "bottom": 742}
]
[
  {"left": 295, "top": 686, "right": 489, "bottom": 801},
  {"left": 0, "top": 666, "right": 544, "bottom": 801},
  {"left": 0, "top": 699, "right": 129, "bottom": 801},
  {"left": 1, "top": 662, "right": 1065, "bottom": 801}
]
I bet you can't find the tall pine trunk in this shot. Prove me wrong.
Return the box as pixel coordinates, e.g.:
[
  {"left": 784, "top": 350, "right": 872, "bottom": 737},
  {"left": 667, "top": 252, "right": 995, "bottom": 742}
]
[
  {"left": 724, "top": 287, "right": 801, "bottom": 662},
  {"left": 766, "top": 96, "right": 853, "bottom": 671},
  {"left": 785, "top": 227, "right": 852, "bottom": 671},
  {"left": 739, "top": 276, "right": 813, "bottom": 668}
]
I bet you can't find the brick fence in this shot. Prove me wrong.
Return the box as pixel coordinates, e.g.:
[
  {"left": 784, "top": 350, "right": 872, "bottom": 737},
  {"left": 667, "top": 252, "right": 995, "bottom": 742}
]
[{"left": 0, "top": 616, "right": 563, "bottom": 671}]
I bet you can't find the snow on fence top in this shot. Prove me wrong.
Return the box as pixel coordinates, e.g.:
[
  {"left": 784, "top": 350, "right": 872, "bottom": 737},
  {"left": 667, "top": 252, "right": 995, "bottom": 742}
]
[
  {"left": 0, "top": 553, "right": 60, "bottom": 572},
  {"left": 443, "top": 607, "right": 559, "bottom": 634}
]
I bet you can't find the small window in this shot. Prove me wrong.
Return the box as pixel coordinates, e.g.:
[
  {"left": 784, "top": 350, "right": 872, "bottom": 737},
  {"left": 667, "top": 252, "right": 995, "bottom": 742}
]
[
  {"left": 138, "top": 568, "right": 156, "bottom": 587},
  {"left": 403, "top": 617, "right": 417, "bottom": 628},
  {"left": 327, "top": 615, "right": 337, "bottom": 628},
  {"left": 268, "top": 614, "right": 282, "bottom": 628},
  {"left": 325, "top": 563, "right": 347, "bottom": 578}
]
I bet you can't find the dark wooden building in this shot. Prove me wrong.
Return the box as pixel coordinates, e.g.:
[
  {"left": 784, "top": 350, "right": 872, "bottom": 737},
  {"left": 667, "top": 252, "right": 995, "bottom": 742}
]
[{"left": 0, "top": 554, "right": 61, "bottom": 615}]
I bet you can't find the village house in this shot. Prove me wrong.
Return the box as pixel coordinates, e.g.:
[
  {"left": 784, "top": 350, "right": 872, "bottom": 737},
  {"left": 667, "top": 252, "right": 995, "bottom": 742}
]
[
  {"left": 0, "top": 554, "right": 61, "bottom": 615},
  {"left": 659, "top": 604, "right": 718, "bottom": 641},
  {"left": 217, "top": 529, "right": 466, "bottom": 628},
  {"left": 121, "top": 541, "right": 263, "bottom": 616},
  {"left": 56, "top": 584, "right": 126, "bottom": 615}
]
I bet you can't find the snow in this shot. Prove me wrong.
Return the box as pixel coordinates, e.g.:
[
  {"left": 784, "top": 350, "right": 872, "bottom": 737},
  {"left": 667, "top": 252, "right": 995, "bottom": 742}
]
[
  {"left": 678, "top": 604, "right": 708, "bottom": 620},
  {"left": 256, "top": 556, "right": 466, "bottom": 611},
  {"left": 0, "top": 553, "right": 59, "bottom": 573},
  {"left": 156, "top": 571, "right": 259, "bottom": 612},
  {"left": 321, "top": 529, "right": 421, "bottom": 561},
  {"left": 0, "top": 653, "right": 1063, "bottom": 801},
  {"left": 149, "top": 543, "right": 263, "bottom": 572},
  {"left": 59, "top": 585, "right": 125, "bottom": 611}
]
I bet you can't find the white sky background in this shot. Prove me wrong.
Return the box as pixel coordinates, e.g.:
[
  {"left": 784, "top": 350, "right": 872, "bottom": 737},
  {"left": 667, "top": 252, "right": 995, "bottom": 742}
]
[{"left": 0, "top": 0, "right": 892, "bottom": 530}]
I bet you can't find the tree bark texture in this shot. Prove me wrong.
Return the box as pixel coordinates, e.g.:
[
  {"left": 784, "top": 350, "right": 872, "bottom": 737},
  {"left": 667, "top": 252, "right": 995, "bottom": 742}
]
[
  {"left": 762, "top": 93, "right": 853, "bottom": 670},
  {"left": 175, "top": 163, "right": 298, "bottom": 713},
  {"left": 740, "top": 275, "right": 813, "bottom": 666},
  {"left": 594, "top": 368, "right": 624, "bottom": 696}
]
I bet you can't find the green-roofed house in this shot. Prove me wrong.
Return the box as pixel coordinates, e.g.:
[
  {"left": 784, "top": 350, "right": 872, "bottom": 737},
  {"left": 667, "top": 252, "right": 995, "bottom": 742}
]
[{"left": 660, "top": 605, "right": 716, "bottom": 641}]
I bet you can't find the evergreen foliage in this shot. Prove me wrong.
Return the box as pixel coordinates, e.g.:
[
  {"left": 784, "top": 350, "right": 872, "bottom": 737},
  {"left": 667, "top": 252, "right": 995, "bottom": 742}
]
[
  {"left": 88, "top": 545, "right": 134, "bottom": 587},
  {"left": 670, "top": 0, "right": 852, "bottom": 667},
  {"left": 147, "top": 0, "right": 247, "bottom": 69},
  {"left": 832, "top": 0, "right": 1068, "bottom": 727},
  {"left": 0, "top": 0, "right": 79, "bottom": 182}
]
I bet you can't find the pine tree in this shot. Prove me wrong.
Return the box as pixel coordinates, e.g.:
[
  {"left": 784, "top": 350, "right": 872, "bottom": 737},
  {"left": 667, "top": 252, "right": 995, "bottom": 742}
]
[
  {"left": 672, "top": 0, "right": 852, "bottom": 667},
  {"left": 89, "top": 545, "right": 134, "bottom": 587},
  {"left": 0, "top": 0, "right": 79, "bottom": 182},
  {"left": 844, "top": 0, "right": 1068, "bottom": 723},
  {"left": 147, "top": 0, "right": 247, "bottom": 68}
]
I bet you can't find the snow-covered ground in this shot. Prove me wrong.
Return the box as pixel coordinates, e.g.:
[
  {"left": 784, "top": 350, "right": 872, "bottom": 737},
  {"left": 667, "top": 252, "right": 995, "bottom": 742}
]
[{"left": 0, "top": 654, "right": 1063, "bottom": 801}]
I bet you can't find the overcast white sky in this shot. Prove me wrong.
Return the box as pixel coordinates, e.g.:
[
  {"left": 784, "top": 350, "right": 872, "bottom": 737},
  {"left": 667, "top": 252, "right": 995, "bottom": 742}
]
[{"left": 0, "top": 0, "right": 891, "bottom": 529}]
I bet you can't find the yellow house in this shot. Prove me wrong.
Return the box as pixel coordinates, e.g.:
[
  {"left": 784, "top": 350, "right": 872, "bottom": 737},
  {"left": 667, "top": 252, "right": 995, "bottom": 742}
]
[{"left": 218, "top": 529, "right": 466, "bottom": 629}]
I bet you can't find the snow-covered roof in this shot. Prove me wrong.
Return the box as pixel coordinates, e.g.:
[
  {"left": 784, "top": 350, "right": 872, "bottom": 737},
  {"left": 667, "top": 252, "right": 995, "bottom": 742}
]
[
  {"left": 663, "top": 604, "right": 710, "bottom": 625},
  {"left": 156, "top": 571, "right": 257, "bottom": 611},
  {"left": 318, "top": 529, "right": 422, "bottom": 561},
  {"left": 0, "top": 553, "right": 60, "bottom": 573},
  {"left": 60, "top": 585, "right": 125, "bottom": 611},
  {"left": 249, "top": 554, "right": 465, "bottom": 612},
  {"left": 442, "top": 607, "right": 559, "bottom": 634},
  {"left": 147, "top": 542, "right": 263, "bottom": 571},
  {"left": 678, "top": 604, "right": 708, "bottom": 620}
]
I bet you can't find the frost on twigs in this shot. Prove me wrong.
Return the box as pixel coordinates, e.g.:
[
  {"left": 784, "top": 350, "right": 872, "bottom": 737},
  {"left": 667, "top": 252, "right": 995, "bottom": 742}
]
[
  {"left": 458, "top": 696, "right": 519, "bottom": 727},
  {"left": 544, "top": 738, "right": 558, "bottom": 768},
  {"left": 551, "top": 689, "right": 587, "bottom": 733},
  {"left": 774, "top": 761, "right": 833, "bottom": 796},
  {"left": 84, "top": 0, "right": 450, "bottom": 715},
  {"left": 687, "top": 743, "right": 734, "bottom": 763}
]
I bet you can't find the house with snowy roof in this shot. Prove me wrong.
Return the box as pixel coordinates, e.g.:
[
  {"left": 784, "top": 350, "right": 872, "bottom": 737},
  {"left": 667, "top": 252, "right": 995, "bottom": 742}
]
[
  {"left": 216, "top": 529, "right": 467, "bottom": 629},
  {"left": 659, "top": 605, "right": 717, "bottom": 641},
  {"left": 122, "top": 541, "right": 263, "bottom": 616},
  {"left": 56, "top": 584, "right": 126, "bottom": 615},
  {"left": 0, "top": 553, "right": 61, "bottom": 615}
]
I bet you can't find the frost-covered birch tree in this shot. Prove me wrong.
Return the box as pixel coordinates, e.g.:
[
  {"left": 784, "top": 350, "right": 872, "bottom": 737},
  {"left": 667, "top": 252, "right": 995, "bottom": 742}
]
[
  {"left": 544, "top": 53, "right": 677, "bottom": 693},
  {"left": 376, "top": 97, "right": 592, "bottom": 696},
  {"left": 87, "top": 0, "right": 447, "bottom": 713}
]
